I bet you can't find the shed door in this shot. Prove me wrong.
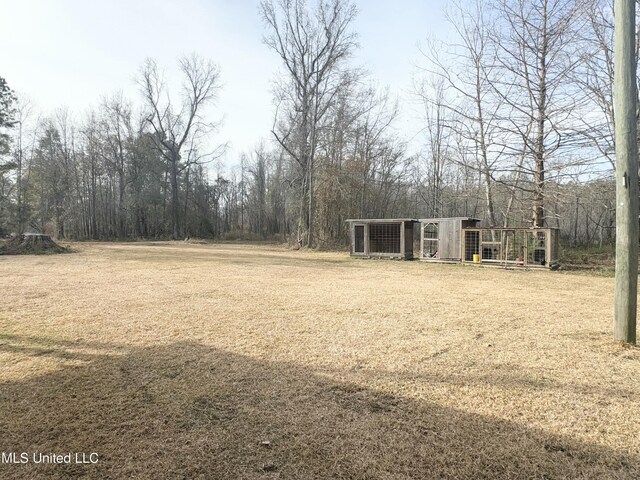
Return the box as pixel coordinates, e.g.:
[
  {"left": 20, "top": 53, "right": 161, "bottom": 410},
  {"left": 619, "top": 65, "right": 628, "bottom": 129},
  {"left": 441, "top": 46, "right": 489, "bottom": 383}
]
[
  {"left": 464, "top": 230, "right": 480, "bottom": 261},
  {"left": 353, "top": 225, "right": 365, "bottom": 253},
  {"left": 422, "top": 222, "right": 439, "bottom": 258},
  {"left": 438, "top": 220, "right": 460, "bottom": 259},
  {"left": 404, "top": 222, "right": 413, "bottom": 256}
]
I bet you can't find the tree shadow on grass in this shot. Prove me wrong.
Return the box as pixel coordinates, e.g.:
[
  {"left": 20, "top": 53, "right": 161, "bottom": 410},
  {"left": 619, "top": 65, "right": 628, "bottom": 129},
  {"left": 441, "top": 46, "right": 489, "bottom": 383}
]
[
  {"left": 331, "top": 364, "right": 640, "bottom": 406},
  {"left": 0, "top": 336, "right": 637, "bottom": 479}
]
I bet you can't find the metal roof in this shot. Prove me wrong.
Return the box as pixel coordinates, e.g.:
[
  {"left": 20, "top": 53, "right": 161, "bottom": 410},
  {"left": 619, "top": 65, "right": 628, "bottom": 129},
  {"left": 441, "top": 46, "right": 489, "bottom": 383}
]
[
  {"left": 345, "top": 218, "right": 419, "bottom": 223},
  {"left": 418, "top": 217, "right": 482, "bottom": 222}
]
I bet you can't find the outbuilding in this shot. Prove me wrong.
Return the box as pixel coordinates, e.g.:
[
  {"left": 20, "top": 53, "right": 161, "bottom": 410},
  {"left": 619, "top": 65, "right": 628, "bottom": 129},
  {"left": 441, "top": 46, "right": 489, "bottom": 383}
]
[
  {"left": 419, "top": 217, "right": 560, "bottom": 268},
  {"left": 346, "top": 218, "right": 418, "bottom": 260},
  {"left": 346, "top": 216, "right": 560, "bottom": 268}
]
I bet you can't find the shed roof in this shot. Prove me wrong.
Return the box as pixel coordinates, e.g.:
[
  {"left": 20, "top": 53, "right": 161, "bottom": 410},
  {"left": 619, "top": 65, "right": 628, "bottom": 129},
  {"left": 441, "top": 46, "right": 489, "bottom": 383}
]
[
  {"left": 345, "top": 218, "right": 419, "bottom": 223},
  {"left": 418, "top": 217, "right": 481, "bottom": 223}
]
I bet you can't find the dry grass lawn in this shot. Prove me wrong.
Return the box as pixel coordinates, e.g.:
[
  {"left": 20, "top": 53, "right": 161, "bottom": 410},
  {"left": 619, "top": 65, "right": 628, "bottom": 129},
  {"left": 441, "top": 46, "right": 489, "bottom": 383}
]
[{"left": 0, "top": 242, "right": 639, "bottom": 479}]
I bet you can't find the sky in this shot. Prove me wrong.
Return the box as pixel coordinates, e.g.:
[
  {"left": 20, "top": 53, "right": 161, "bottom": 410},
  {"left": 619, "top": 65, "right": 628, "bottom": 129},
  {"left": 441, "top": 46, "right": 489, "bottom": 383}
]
[{"left": 0, "top": 0, "right": 451, "bottom": 166}]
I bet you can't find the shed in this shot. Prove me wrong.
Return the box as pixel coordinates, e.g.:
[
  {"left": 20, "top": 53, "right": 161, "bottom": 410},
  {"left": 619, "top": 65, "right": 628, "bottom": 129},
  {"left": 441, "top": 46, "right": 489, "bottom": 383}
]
[
  {"left": 419, "top": 217, "right": 560, "bottom": 269},
  {"left": 420, "top": 217, "right": 481, "bottom": 262},
  {"left": 346, "top": 219, "right": 418, "bottom": 259}
]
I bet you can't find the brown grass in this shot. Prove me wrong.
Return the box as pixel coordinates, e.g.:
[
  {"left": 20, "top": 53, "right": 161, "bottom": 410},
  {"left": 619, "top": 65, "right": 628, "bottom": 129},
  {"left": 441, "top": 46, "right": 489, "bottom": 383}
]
[{"left": 0, "top": 242, "right": 639, "bottom": 479}]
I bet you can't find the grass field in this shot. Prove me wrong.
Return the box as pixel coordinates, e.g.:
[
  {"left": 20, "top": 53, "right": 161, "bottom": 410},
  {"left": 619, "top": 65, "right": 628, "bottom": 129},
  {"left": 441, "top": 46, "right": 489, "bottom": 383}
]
[{"left": 1, "top": 242, "right": 639, "bottom": 479}]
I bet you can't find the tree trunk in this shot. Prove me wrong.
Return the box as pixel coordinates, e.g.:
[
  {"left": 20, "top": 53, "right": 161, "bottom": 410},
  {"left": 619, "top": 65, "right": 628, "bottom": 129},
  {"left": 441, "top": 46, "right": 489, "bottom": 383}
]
[
  {"left": 1, "top": 234, "right": 68, "bottom": 255},
  {"left": 90, "top": 159, "right": 98, "bottom": 240},
  {"left": 533, "top": 3, "right": 548, "bottom": 228},
  {"left": 307, "top": 162, "right": 315, "bottom": 248},
  {"left": 184, "top": 165, "right": 190, "bottom": 239},
  {"left": 170, "top": 153, "right": 180, "bottom": 240},
  {"left": 118, "top": 173, "right": 126, "bottom": 239}
]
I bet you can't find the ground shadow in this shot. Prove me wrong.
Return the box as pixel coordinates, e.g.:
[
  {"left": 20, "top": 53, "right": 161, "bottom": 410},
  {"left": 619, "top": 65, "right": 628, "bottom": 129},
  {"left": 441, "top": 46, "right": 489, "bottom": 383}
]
[{"left": 0, "top": 335, "right": 637, "bottom": 479}]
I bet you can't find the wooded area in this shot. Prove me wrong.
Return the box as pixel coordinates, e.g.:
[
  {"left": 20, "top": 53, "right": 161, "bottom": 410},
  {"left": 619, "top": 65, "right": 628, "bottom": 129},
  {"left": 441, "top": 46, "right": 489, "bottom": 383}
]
[{"left": 0, "top": 0, "right": 632, "bottom": 248}]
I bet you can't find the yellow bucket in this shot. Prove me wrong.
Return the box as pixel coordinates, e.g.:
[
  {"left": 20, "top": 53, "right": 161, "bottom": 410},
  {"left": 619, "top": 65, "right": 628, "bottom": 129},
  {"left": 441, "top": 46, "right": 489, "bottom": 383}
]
[{"left": 473, "top": 254, "right": 480, "bottom": 263}]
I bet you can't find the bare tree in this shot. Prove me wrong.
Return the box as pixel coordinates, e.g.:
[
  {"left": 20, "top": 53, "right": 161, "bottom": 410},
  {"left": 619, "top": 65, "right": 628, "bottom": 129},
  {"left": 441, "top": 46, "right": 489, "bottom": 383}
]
[
  {"left": 573, "top": 0, "right": 640, "bottom": 171},
  {"left": 100, "top": 94, "right": 133, "bottom": 239},
  {"left": 415, "top": 80, "right": 453, "bottom": 217},
  {"left": 418, "top": 0, "right": 503, "bottom": 225},
  {"left": 260, "top": 0, "right": 359, "bottom": 247},
  {"left": 139, "top": 54, "right": 222, "bottom": 239},
  {"left": 492, "top": 0, "right": 584, "bottom": 227}
]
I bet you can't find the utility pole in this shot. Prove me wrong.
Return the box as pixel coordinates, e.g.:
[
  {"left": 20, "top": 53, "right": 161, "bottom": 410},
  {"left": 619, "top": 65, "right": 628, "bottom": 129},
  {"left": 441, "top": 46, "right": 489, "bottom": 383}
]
[{"left": 614, "top": 0, "right": 638, "bottom": 344}]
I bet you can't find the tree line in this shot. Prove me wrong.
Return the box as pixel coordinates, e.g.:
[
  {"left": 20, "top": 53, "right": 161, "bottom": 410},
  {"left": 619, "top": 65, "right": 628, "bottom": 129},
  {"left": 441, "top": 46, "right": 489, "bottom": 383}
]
[{"left": 0, "top": 0, "right": 630, "bottom": 248}]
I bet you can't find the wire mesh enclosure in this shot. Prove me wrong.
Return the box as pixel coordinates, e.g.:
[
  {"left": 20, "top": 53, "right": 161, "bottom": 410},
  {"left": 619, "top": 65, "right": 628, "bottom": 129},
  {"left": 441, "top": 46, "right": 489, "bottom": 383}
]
[
  {"left": 464, "top": 231, "right": 479, "bottom": 261},
  {"left": 462, "top": 228, "right": 558, "bottom": 268},
  {"left": 369, "top": 223, "right": 401, "bottom": 253},
  {"left": 419, "top": 218, "right": 559, "bottom": 269},
  {"left": 346, "top": 219, "right": 417, "bottom": 259},
  {"left": 529, "top": 231, "right": 547, "bottom": 265}
]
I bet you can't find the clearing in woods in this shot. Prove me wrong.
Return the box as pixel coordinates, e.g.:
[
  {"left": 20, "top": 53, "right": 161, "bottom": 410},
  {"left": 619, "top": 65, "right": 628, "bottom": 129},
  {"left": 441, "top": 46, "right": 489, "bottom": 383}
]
[{"left": 0, "top": 242, "right": 638, "bottom": 479}]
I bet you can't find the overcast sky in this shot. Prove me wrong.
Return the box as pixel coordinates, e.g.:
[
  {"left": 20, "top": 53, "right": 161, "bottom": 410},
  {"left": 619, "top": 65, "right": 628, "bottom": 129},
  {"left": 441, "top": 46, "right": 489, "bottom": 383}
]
[{"left": 1, "top": 0, "right": 450, "bottom": 166}]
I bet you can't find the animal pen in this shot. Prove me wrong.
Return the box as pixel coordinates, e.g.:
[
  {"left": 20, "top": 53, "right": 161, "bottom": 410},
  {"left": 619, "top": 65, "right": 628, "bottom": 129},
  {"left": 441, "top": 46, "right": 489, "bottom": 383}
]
[
  {"left": 347, "top": 217, "right": 560, "bottom": 268},
  {"left": 346, "top": 219, "right": 417, "bottom": 259},
  {"left": 420, "top": 218, "right": 559, "bottom": 268}
]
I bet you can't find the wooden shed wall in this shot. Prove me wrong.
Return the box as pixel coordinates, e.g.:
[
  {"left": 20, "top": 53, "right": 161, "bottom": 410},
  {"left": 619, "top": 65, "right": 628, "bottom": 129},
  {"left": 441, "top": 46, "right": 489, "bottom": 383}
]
[{"left": 438, "top": 220, "right": 462, "bottom": 260}]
